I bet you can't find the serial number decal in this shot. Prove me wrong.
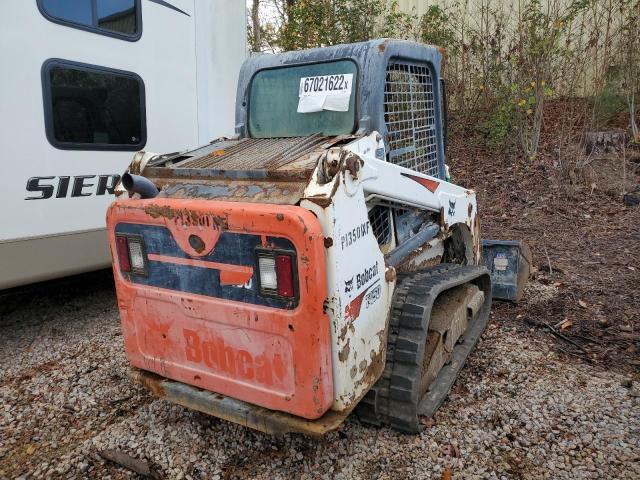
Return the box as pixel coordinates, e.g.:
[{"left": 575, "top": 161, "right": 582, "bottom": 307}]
[
  {"left": 297, "top": 73, "right": 354, "bottom": 113},
  {"left": 344, "top": 278, "right": 381, "bottom": 322},
  {"left": 365, "top": 283, "right": 381, "bottom": 308},
  {"left": 341, "top": 221, "right": 370, "bottom": 250}
]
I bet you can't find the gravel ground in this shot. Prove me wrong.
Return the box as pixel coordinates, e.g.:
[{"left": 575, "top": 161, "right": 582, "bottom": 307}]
[{"left": 1, "top": 271, "right": 639, "bottom": 479}]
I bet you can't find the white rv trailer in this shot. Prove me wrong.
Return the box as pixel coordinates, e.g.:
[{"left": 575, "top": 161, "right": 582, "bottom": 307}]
[{"left": 0, "top": 0, "right": 246, "bottom": 289}]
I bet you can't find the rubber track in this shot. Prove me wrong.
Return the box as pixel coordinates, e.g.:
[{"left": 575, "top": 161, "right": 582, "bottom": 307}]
[{"left": 355, "top": 264, "right": 491, "bottom": 433}]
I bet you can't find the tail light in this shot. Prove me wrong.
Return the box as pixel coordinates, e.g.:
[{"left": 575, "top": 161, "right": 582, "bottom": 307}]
[
  {"left": 115, "top": 236, "right": 131, "bottom": 272},
  {"left": 256, "top": 249, "right": 296, "bottom": 298},
  {"left": 258, "top": 256, "right": 278, "bottom": 290},
  {"left": 276, "top": 255, "right": 294, "bottom": 297},
  {"left": 115, "top": 234, "right": 148, "bottom": 276}
]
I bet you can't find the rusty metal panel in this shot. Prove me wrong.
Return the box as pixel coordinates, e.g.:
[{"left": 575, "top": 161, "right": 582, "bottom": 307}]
[
  {"left": 177, "top": 134, "right": 330, "bottom": 171},
  {"left": 130, "top": 368, "right": 349, "bottom": 437},
  {"left": 151, "top": 179, "right": 308, "bottom": 205},
  {"left": 107, "top": 199, "right": 333, "bottom": 420},
  {"left": 137, "top": 136, "right": 355, "bottom": 204},
  {"left": 300, "top": 135, "right": 395, "bottom": 412}
]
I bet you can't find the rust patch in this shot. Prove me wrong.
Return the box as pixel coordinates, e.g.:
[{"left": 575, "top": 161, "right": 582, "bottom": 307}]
[
  {"left": 338, "top": 338, "right": 351, "bottom": 362},
  {"left": 385, "top": 266, "right": 397, "bottom": 282},
  {"left": 145, "top": 204, "right": 176, "bottom": 220},
  {"left": 378, "top": 40, "right": 388, "bottom": 53},
  {"left": 137, "top": 371, "right": 167, "bottom": 398},
  {"left": 351, "top": 347, "right": 385, "bottom": 393},
  {"left": 144, "top": 205, "right": 229, "bottom": 230},
  {"left": 468, "top": 203, "right": 473, "bottom": 217},
  {"left": 276, "top": 213, "right": 284, "bottom": 221},
  {"left": 324, "top": 237, "right": 334, "bottom": 248},
  {"left": 377, "top": 327, "right": 387, "bottom": 346},
  {"left": 130, "top": 369, "right": 347, "bottom": 437},
  {"left": 305, "top": 194, "right": 332, "bottom": 208},
  {"left": 392, "top": 232, "right": 444, "bottom": 272},
  {"left": 339, "top": 323, "right": 349, "bottom": 342},
  {"left": 439, "top": 207, "right": 449, "bottom": 232},
  {"left": 358, "top": 360, "right": 367, "bottom": 373},
  {"left": 304, "top": 173, "right": 340, "bottom": 208},
  {"left": 322, "top": 298, "right": 330, "bottom": 315},
  {"left": 350, "top": 365, "right": 358, "bottom": 379},
  {"left": 397, "top": 253, "right": 443, "bottom": 273},
  {"left": 344, "top": 154, "right": 362, "bottom": 178},
  {"left": 297, "top": 215, "right": 308, "bottom": 233}
]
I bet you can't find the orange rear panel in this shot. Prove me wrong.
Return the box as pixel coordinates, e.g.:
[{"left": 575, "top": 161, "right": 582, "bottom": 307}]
[{"left": 107, "top": 198, "right": 333, "bottom": 419}]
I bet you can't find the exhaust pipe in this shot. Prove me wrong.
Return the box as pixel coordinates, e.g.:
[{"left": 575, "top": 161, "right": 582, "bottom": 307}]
[{"left": 121, "top": 173, "right": 159, "bottom": 199}]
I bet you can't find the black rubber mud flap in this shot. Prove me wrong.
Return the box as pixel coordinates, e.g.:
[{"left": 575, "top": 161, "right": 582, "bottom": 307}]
[{"left": 355, "top": 264, "right": 492, "bottom": 433}]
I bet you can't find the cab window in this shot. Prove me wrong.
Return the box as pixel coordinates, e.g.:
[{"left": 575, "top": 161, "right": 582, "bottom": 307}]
[{"left": 248, "top": 60, "right": 358, "bottom": 138}]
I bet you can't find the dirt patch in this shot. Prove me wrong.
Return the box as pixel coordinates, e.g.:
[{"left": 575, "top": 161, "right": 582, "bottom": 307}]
[{"left": 449, "top": 98, "right": 640, "bottom": 372}]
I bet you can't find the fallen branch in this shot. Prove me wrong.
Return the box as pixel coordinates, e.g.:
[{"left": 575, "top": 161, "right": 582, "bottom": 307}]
[
  {"left": 541, "top": 321, "right": 590, "bottom": 353},
  {"left": 524, "top": 317, "right": 591, "bottom": 356},
  {"left": 98, "top": 450, "right": 160, "bottom": 479}
]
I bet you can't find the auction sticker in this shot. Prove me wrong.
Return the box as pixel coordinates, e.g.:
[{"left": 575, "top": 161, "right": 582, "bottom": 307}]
[{"left": 297, "top": 73, "right": 354, "bottom": 113}]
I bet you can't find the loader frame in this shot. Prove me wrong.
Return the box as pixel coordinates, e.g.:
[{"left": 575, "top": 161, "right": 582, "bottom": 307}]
[{"left": 110, "top": 39, "right": 505, "bottom": 435}]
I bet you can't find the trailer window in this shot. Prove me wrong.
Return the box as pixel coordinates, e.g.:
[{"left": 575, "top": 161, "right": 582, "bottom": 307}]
[
  {"left": 42, "top": 60, "right": 146, "bottom": 151},
  {"left": 38, "top": 0, "right": 140, "bottom": 40},
  {"left": 248, "top": 60, "right": 358, "bottom": 138}
]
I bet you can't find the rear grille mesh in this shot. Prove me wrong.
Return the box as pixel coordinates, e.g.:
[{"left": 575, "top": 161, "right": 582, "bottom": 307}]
[
  {"left": 179, "top": 134, "right": 328, "bottom": 170},
  {"left": 369, "top": 205, "right": 392, "bottom": 246},
  {"left": 384, "top": 61, "right": 439, "bottom": 177}
]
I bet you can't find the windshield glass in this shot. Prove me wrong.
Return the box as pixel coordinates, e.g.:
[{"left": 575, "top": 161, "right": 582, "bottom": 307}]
[{"left": 248, "top": 59, "right": 358, "bottom": 138}]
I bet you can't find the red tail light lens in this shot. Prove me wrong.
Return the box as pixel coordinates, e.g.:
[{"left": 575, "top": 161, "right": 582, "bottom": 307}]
[
  {"left": 276, "top": 254, "right": 294, "bottom": 298},
  {"left": 115, "top": 236, "right": 131, "bottom": 272}
]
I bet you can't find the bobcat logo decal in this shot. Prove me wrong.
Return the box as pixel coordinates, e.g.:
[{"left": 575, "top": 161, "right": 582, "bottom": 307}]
[
  {"left": 448, "top": 200, "right": 456, "bottom": 216},
  {"left": 344, "top": 277, "right": 354, "bottom": 293}
]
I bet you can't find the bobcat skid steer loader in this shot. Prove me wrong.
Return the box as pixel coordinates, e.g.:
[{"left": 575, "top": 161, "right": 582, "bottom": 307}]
[{"left": 107, "top": 39, "right": 506, "bottom": 435}]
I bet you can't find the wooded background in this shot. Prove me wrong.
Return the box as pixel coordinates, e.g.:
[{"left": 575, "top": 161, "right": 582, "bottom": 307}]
[{"left": 247, "top": 0, "right": 639, "bottom": 157}]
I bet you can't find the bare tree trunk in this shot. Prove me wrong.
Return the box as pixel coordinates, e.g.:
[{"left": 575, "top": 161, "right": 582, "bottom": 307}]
[
  {"left": 251, "top": 0, "right": 261, "bottom": 52},
  {"left": 630, "top": 92, "right": 639, "bottom": 141}
]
